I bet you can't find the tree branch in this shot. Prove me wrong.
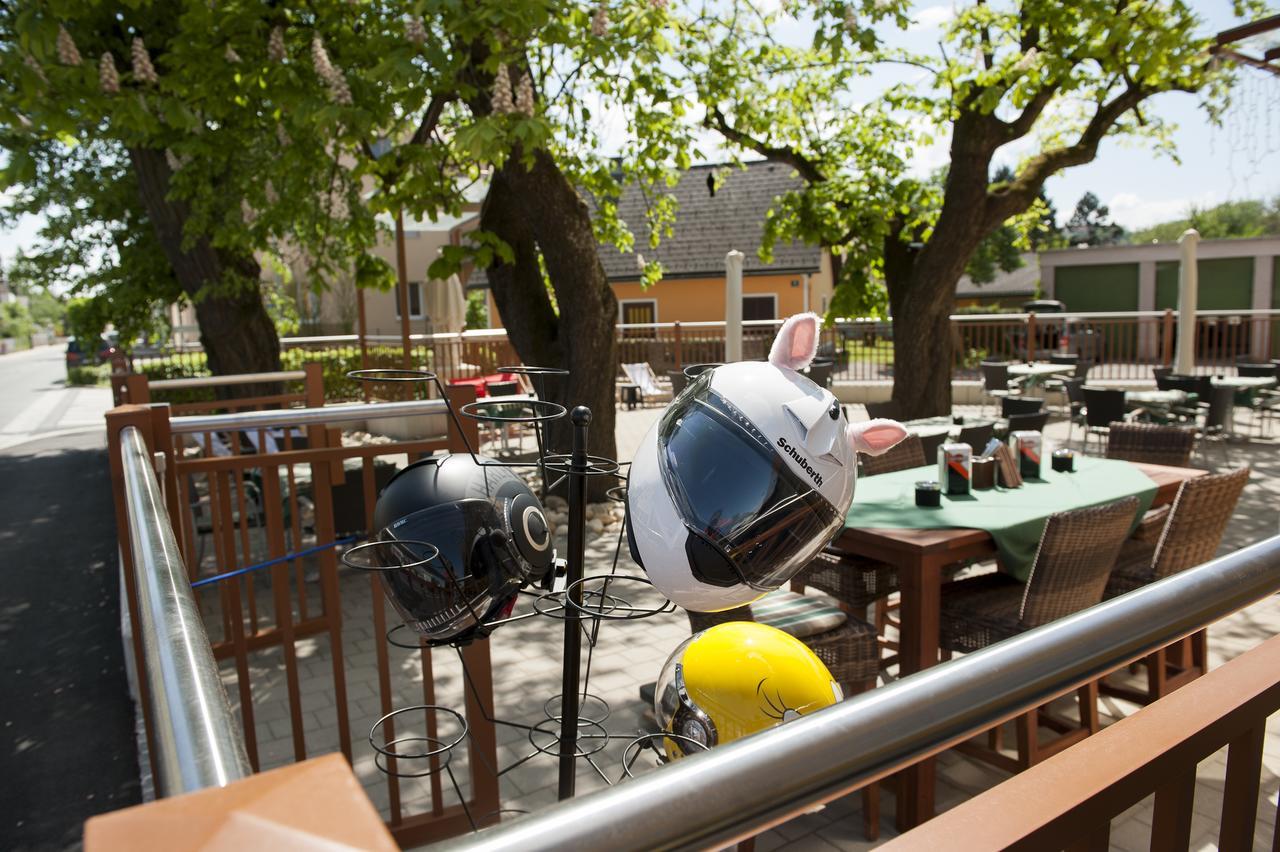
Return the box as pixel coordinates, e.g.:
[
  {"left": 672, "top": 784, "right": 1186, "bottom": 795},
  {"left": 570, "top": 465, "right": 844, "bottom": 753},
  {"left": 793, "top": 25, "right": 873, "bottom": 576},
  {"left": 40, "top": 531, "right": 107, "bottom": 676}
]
[
  {"left": 706, "top": 106, "right": 826, "bottom": 184},
  {"left": 410, "top": 93, "right": 453, "bottom": 146},
  {"left": 998, "top": 84, "right": 1058, "bottom": 141},
  {"left": 984, "top": 82, "right": 1155, "bottom": 226}
]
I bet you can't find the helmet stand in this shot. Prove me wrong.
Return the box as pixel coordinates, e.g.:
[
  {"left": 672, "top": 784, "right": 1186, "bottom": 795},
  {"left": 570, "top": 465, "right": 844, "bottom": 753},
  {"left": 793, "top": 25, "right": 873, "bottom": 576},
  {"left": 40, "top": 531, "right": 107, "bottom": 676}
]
[{"left": 345, "top": 367, "right": 684, "bottom": 820}]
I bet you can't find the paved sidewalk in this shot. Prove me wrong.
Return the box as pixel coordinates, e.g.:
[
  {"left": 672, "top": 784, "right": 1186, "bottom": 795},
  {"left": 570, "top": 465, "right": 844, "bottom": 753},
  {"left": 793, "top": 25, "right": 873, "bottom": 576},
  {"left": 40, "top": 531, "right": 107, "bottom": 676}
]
[{"left": 0, "top": 432, "right": 142, "bottom": 850}]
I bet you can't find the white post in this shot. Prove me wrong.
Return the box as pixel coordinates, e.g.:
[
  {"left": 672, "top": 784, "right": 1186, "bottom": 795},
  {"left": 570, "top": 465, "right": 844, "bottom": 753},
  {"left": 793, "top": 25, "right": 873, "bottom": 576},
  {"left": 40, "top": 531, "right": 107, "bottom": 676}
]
[
  {"left": 1175, "top": 229, "right": 1200, "bottom": 375},
  {"left": 725, "top": 250, "right": 744, "bottom": 363}
]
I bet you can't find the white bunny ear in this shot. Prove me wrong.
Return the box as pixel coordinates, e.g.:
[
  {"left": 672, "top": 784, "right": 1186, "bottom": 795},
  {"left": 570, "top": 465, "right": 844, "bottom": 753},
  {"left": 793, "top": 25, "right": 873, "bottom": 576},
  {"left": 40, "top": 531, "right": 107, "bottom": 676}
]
[
  {"left": 768, "top": 312, "right": 821, "bottom": 371},
  {"left": 848, "top": 419, "right": 908, "bottom": 456}
]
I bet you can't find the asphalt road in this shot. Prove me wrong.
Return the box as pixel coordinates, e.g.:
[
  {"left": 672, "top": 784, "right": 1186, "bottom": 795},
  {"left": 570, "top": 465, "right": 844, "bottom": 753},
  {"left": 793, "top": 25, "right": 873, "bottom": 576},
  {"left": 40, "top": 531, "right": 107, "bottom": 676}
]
[
  {"left": 0, "top": 348, "right": 141, "bottom": 850},
  {"left": 0, "top": 346, "right": 72, "bottom": 434}
]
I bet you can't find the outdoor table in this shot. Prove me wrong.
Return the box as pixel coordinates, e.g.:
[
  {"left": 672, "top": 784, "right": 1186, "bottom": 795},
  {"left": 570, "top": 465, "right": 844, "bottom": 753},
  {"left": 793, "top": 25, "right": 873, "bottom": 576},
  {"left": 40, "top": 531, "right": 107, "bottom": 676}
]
[
  {"left": 1007, "top": 361, "right": 1073, "bottom": 387},
  {"left": 1213, "top": 376, "right": 1278, "bottom": 391},
  {"left": 901, "top": 415, "right": 996, "bottom": 438},
  {"left": 1126, "top": 389, "right": 1193, "bottom": 419},
  {"left": 830, "top": 459, "right": 1205, "bottom": 830},
  {"left": 1214, "top": 376, "right": 1277, "bottom": 438}
]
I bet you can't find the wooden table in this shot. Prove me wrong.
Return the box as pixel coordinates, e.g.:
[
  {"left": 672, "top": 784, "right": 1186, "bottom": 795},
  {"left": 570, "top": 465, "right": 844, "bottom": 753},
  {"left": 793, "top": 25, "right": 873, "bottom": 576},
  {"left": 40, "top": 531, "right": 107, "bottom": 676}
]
[{"left": 831, "top": 461, "right": 1206, "bottom": 830}]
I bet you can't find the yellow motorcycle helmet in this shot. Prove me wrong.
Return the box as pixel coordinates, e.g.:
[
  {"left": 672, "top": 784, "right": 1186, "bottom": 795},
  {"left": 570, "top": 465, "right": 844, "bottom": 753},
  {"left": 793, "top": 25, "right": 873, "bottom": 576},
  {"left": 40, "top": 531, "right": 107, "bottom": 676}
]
[{"left": 654, "top": 622, "right": 843, "bottom": 759}]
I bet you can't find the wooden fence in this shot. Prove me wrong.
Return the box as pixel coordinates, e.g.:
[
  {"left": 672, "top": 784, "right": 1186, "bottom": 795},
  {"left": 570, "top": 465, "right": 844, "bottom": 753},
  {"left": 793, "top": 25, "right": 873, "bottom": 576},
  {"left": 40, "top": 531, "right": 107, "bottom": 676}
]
[
  {"left": 105, "top": 383, "right": 502, "bottom": 846},
  {"left": 120, "top": 309, "right": 1280, "bottom": 393}
]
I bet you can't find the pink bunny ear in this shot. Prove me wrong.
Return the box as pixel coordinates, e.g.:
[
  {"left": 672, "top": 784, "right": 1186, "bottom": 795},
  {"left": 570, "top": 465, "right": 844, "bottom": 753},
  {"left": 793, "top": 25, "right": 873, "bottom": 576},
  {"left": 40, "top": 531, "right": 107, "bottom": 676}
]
[
  {"left": 768, "top": 312, "right": 821, "bottom": 371},
  {"left": 848, "top": 419, "right": 908, "bottom": 456}
]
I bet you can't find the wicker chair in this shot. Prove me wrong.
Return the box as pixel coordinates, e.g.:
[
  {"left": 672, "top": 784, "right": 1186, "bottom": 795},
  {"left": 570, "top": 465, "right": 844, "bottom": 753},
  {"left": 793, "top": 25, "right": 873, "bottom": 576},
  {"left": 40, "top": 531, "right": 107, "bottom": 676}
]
[
  {"left": 939, "top": 497, "right": 1140, "bottom": 771},
  {"left": 1103, "top": 467, "right": 1249, "bottom": 703},
  {"left": 859, "top": 432, "right": 926, "bottom": 477},
  {"left": 1105, "top": 422, "right": 1196, "bottom": 468},
  {"left": 686, "top": 595, "right": 882, "bottom": 838},
  {"left": 1103, "top": 422, "right": 1197, "bottom": 543}
]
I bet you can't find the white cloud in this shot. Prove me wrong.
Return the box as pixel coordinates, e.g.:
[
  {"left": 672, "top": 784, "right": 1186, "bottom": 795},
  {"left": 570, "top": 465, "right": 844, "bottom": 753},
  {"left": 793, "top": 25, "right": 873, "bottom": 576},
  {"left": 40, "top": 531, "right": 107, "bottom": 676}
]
[
  {"left": 1105, "top": 191, "right": 1220, "bottom": 230},
  {"left": 911, "top": 4, "right": 954, "bottom": 31}
]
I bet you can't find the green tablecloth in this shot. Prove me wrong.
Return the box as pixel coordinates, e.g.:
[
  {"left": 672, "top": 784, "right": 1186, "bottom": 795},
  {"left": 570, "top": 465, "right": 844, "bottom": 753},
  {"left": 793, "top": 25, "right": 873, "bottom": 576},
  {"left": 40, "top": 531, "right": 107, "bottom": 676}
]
[{"left": 845, "top": 457, "right": 1157, "bottom": 581}]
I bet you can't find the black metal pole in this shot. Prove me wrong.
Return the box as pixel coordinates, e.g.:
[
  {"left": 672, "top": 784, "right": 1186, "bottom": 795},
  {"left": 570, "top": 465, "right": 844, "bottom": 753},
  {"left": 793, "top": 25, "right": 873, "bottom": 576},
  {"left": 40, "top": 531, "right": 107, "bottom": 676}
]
[{"left": 557, "top": 405, "right": 591, "bottom": 800}]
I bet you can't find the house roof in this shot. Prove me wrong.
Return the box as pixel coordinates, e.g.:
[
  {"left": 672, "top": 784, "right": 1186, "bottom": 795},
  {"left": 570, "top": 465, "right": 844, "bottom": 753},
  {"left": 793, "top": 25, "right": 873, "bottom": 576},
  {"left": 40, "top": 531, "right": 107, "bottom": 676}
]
[
  {"left": 956, "top": 253, "right": 1040, "bottom": 297},
  {"left": 466, "top": 161, "right": 822, "bottom": 288}
]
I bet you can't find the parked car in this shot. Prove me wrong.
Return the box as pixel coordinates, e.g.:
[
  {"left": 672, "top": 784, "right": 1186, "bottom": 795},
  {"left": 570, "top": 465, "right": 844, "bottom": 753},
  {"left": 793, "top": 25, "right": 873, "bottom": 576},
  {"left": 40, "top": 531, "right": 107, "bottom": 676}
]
[{"left": 65, "top": 335, "right": 118, "bottom": 369}]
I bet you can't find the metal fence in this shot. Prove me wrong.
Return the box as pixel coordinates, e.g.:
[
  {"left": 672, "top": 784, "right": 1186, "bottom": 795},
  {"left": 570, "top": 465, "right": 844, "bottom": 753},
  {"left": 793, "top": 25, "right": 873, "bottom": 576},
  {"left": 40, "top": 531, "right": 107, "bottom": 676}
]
[
  {"left": 107, "top": 384, "right": 501, "bottom": 846},
  {"left": 123, "top": 310, "right": 1280, "bottom": 394},
  {"left": 433, "top": 535, "right": 1280, "bottom": 851}
]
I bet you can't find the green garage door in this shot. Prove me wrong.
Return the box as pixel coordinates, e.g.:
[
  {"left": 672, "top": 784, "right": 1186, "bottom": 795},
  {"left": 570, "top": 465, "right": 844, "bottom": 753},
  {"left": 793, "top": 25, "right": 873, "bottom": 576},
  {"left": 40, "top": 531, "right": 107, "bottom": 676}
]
[
  {"left": 1053, "top": 263, "right": 1140, "bottom": 312},
  {"left": 1155, "top": 257, "right": 1255, "bottom": 310}
]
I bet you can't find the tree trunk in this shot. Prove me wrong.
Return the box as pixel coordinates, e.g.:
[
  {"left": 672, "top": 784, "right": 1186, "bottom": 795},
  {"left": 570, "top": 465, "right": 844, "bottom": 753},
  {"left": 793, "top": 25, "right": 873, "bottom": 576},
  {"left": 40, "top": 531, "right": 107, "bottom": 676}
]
[
  {"left": 480, "top": 149, "right": 618, "bottom": 498},
  {"left": 129, "top": 147, "right": 282, "bottom": 398},
  {"left": 886, "top": 118, "right": 999, "bottom": 418}
]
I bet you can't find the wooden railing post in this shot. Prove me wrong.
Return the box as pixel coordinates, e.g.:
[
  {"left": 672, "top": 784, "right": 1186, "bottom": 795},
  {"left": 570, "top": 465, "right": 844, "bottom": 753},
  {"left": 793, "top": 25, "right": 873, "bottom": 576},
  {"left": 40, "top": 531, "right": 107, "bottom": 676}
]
[
  {"left": 673, "top": 321, "right": 683, "bottom": 371},
  {"left": 303, "top": 361, "right": 325, "bottom": 408},
  {"left": 124, "top": 373, "right": 151, "bottom": 405},
  {"left": 1026, "top": 312, "right": 1037, "bottom": 361},
  {"left": 444, "top": 384, "right": 479, "bottom": 453},
  {"left": 1162, "top": 308, "right": 1175, "bottom": 366}
]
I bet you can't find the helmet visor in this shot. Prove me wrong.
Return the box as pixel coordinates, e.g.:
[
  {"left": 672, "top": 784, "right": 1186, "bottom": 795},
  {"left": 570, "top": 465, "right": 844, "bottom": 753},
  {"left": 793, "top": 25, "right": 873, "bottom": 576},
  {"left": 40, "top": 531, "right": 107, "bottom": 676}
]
[
  {"left": 658, "top": 375, "right": 840, "bottom": 591},
  {"left": 378, "top": 498, "right": 522, "bottom": 639}
]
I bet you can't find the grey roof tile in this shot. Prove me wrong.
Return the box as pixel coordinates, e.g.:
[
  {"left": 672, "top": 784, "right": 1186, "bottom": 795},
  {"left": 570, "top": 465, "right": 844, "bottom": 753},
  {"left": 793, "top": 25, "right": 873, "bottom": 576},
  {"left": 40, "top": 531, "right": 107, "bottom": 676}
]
[{"left": 467, "top": 161, "right": 821, "bottom": 287}]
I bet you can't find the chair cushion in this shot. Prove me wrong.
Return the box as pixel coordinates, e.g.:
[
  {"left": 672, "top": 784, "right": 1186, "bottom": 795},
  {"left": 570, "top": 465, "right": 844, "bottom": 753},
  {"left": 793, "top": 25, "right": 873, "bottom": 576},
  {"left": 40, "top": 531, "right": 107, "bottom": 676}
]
[{"left": 752, "top": 590, "right": 847, "bottom": 639}]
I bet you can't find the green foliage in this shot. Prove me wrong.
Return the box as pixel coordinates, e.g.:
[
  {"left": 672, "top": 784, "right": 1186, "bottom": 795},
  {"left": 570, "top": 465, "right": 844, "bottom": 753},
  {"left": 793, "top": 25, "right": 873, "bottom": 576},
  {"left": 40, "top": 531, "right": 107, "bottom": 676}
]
[
  {"left": 683, "top": 0, "right": 1234, "bottom": 317},
  {"left": 26, "top": 290, "right": 65, "bottom": 332},
  {"left": 1130, "top": 198, "right": 1280, "bottom": 243},
  {"left": 1062, "top": 192, "right": 1126, "bottom": 246},
  {"left": 0, "top": 301, "right": 35, "bottom": 341},
  {"left": 464, "top": 290, "right": 489, "bottom": 330},
  {"left": 64, "top": 297, "right": 108, "bottom": 345},
  {"left": 66, "top": 364, "right": 109, "bottom": 386}
]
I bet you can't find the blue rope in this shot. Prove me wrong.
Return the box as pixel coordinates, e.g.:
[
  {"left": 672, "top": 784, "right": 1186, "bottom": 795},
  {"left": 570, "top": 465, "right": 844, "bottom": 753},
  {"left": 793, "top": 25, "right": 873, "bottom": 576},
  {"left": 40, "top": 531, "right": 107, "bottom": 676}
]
[{"left": 191, "top": 535, "right": 361, "bottom": 588}]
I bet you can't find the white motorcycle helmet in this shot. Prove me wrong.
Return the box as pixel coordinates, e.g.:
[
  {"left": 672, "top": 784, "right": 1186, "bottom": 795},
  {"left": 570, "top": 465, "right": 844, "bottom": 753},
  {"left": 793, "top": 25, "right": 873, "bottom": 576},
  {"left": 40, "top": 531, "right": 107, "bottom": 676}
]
[{"left": 626, "top": 312, "right": 907, "bottom": 612}]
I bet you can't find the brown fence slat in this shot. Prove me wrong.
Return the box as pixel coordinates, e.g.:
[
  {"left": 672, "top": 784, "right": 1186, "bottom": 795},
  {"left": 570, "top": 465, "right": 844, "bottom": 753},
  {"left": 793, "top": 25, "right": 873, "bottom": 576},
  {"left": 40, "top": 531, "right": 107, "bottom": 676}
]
[
  {"left": 1150, "top": 769, "right": 1196, "bottom": 852},
  {"left": 1219, "top": 725, "right": 1266, "bottom": 852},
  {"left": 260, "top": 465, "right": 308, "bottom": 763},
  {"left": 214, "top": 468, "right": 260, "bottom": 771}
]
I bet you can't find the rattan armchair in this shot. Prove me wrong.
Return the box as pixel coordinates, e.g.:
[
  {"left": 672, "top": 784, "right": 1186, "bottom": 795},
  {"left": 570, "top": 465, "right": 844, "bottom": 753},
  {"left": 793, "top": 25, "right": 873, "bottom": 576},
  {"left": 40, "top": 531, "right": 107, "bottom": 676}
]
[
  {"left": 1105, "top": 422, "right": 1196, "bottom": 467},
  {"left": 1107, "top": 466, "right": 1248, "bottom": 598},
  {"left": 938, "top": 497, "right": 1140, "bottom": 771},
  {"left": 685, "top": 597, "right": 882, "bottom": 839},
  {"left": 1103, "top": 421, "right": 1198, "bottom": 543},
  {"left": 1103, "top": 466, "right": 1249, "bottom": 703},
  {"left": 858, "top": 432, "right": 926, "bottom": 477}
]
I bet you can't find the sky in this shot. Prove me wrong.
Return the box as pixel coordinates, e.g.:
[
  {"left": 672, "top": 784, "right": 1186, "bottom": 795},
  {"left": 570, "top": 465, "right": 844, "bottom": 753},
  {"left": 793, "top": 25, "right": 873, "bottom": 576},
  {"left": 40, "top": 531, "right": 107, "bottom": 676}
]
[{"left": 2, "top": 0, "right": 1278, "bottom": 268}]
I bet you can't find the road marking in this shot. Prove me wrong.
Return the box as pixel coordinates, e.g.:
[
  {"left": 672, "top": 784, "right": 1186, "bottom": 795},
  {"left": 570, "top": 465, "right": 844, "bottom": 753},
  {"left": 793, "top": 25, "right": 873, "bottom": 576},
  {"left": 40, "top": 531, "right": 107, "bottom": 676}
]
[{"left": 1, "top": 389, "right": 66, "bottom": 435}]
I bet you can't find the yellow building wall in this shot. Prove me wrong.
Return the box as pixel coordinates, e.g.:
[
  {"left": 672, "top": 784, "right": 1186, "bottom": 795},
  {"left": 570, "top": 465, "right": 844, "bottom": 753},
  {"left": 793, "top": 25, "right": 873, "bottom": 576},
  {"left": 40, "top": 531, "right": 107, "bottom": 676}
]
[
  {"left": 480, "top": 265, "right": 830, "bottom": 329},
  {"left": 611, "top": 273, "right": 812, "bottom": 323}
]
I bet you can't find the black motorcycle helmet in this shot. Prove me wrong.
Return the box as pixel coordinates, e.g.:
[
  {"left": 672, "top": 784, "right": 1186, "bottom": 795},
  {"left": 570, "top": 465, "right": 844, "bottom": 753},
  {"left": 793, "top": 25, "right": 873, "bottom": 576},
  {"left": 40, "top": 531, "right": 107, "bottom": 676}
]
[{"left": 371, "top": 453, "right": 554, "bottom": 645}]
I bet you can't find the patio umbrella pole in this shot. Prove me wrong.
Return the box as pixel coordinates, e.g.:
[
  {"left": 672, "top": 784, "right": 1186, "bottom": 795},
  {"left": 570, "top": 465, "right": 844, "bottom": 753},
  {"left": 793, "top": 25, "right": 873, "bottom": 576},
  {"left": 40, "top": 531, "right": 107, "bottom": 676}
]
[{"left": 557, "top": 406, "right": 591, "bottom": 799}]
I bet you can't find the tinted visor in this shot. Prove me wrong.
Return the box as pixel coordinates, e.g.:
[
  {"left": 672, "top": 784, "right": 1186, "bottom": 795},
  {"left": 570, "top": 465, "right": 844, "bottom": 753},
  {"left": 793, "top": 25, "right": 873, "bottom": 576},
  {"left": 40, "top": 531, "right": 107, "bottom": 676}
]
[
  {"left": 378, "top": 499, "right": 522, "bottom": 641},
  {"left": 658, "top": 373, "right": 840, "bottom": 591}
]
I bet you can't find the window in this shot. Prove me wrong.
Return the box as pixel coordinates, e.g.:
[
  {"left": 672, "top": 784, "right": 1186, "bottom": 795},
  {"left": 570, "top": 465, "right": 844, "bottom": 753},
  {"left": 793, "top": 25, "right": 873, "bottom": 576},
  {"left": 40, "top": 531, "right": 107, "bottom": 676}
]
[
  {"left": 620, "top": 299, "right": 657, "bottom": 338},
  {"left": 743, "top": 294, "right": 777, "bottom": 321},
  {"left": 394, "top": 281, "right": 424, "bottom": 319}
]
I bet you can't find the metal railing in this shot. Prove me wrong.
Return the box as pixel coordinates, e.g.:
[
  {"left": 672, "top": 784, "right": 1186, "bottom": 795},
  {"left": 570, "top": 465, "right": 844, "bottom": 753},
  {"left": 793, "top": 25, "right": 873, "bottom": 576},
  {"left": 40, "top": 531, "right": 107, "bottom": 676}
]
[
  {"left": 167, "top": 395, "right": 454, "bottom": 434},
  {"left": 119, "top": 424, "right": 252, "bottom": 796},
  {"left": 435, "top": 535, "right": 1280, "bottom": 852}
]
